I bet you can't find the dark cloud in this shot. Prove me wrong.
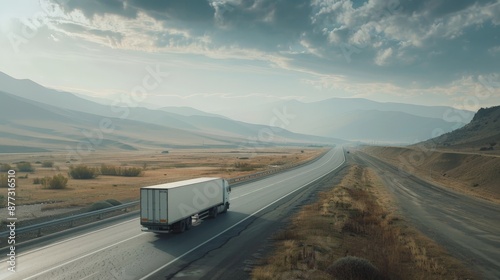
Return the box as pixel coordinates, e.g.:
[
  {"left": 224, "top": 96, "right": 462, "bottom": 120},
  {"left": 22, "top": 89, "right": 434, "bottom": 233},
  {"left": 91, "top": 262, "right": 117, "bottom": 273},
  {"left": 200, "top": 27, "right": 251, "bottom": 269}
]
[
  {"left": 60, "top": 0, "right": 137, "bottom": 18},
  {"left": 209, "top": 0, "right": 313, "bottom": 50},
  {"left": 398, "top": 0, "right": 489, "bottom": 17},
  {"left": 128, "top": 0, "right": 214, "bottom": 22},
  {"left": 50, "top": 0, "right": 499, "bottom": 87}
]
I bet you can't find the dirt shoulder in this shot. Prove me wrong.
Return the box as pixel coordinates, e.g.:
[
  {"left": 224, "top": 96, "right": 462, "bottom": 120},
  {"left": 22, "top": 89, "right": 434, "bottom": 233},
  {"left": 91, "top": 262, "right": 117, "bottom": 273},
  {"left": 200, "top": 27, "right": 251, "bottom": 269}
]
[
  {"left": 362, "top": 146, "right": 500, "bottom": 204},
  {"left": 251, "top": 164, "right": 476, "bottom": 280}
]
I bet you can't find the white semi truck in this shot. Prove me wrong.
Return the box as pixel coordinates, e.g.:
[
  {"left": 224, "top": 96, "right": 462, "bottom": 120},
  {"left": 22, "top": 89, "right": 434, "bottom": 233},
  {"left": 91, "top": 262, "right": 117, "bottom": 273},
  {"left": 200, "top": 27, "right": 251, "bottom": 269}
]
[{"left": 140, "top": 177, "right": 231, "bottom": 233}]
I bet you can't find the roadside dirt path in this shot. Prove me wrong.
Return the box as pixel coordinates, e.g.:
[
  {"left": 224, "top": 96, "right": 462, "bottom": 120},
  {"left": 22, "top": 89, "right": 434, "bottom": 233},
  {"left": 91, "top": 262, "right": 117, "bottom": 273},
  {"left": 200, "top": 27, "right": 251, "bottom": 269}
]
[{"left": 353, "top": 150, "right": 500, "bottom": 279}]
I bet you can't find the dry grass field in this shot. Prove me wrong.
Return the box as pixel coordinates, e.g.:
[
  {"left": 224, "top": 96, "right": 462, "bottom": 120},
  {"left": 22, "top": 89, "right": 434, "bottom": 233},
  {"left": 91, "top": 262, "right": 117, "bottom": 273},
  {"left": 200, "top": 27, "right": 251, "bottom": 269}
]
[
  {"left": 0, "top": 147, "right": 326, "bottom": 213},
  {"left": 252, "top": 165, "right": 475, "bottom": 280}
]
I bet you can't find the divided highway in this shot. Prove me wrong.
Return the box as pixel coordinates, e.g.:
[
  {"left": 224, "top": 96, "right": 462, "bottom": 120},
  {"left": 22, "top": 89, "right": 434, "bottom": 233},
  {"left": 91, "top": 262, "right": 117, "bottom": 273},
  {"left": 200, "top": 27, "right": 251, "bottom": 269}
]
[{"left": 0, "top": 147, "right": 345, "bottom": 280}]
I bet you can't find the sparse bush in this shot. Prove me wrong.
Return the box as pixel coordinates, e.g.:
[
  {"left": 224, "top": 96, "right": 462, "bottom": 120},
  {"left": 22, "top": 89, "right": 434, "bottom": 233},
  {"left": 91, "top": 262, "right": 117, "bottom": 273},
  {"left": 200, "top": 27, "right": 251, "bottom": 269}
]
[
  {"left": 100, "top": 164, "right": 118, "bottom": 176},
  {"left": 41, "top": 161, "right": 54, "bottom": 167},
  {"left": 326, "top": 256, "right": 383, "bottom": 280},
  {"left": 33, "top": 178, "right": 42, "bottom": 184},
  {"left": 100, "top": 164, "right": 143, "bottom": 177},
  {"left": 234, "top": 162, "right": 254, "bottom": 171},
  {"left": 16, "top": 162, "right": 34, "bottom": 172},
  {"left": 105, "top": 199, "right": 122, "bottom": 206},
  {"left": 120, "top": 167, "right": 143, "bottom": 177},
  {"left": 87, "top": 201, "right": 113, "bottom": 212},
  {"left": 0, "top": 163, "right": 12, "bottom": 172},
  {"left": 69, "top": 165, "right": 99, "bottom": 179},
  {"left": 161, "top": 150, "right": 169, "bottom": 154},
  {"left": 0, "top": 174, "right": 7, "bottom": 188},
  {"left": 42, "top": 174, "right": 68, "bottom": 189}
]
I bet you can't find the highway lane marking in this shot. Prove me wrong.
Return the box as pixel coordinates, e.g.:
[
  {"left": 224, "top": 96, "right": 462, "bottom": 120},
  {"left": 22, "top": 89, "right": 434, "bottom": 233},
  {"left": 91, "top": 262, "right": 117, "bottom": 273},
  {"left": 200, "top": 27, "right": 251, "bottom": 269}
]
[
  {"left": 232, "top": 148, "right": 340, "bottom": 200},
  {"left": 24, "top": 232, "right": 147, "bottom": 280},
  {"left": 7, "top": 149, "right": 343, "bottom": 280},
  {"left": 7, "top": 149, "right": 336, "bottom": 260},
  {"left": 139, "top": 148, "right": 345, "bottom": 280},
  {"left": 0, "top": 218, "right": 140, "bottom": 260}
]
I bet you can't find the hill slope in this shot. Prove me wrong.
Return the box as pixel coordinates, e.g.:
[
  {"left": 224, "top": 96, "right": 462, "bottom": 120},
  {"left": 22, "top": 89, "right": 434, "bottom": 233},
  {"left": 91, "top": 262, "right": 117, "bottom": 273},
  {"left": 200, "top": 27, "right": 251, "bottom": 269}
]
[
  {"left": 421, "top": 105, "right": 500, "bottom": 151},
  {"left": 363, "top": 105, "right": 500, "bottom": 203},
  {"left": 0, "top": 91, "right": 338, "bottom": 152},
  {"left": 0, "top": 91, "right": 244, "bottom": 152},
  {"left": 0, "top": 72, "right": 342, "bottom": 152}
]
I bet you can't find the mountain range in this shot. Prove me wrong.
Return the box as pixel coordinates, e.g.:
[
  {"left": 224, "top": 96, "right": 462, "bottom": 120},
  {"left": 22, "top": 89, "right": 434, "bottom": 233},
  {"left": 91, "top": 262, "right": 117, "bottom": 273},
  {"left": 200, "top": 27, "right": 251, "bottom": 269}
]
[
  {"left": 0, "top": 72, "right": 338, "bottom": 153},
  {"left": 0, "top": 71, "right": 477, "bottom": 152},
  {"left": 218, "top": 98, "right": 474, "bottom": 143}
]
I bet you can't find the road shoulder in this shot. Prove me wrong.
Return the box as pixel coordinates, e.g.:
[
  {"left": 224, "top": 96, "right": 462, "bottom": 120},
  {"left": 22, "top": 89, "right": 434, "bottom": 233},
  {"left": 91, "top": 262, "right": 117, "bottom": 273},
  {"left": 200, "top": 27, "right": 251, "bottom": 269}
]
[{"left": 251, "top": 161, "right": 477, "bottom": 279}]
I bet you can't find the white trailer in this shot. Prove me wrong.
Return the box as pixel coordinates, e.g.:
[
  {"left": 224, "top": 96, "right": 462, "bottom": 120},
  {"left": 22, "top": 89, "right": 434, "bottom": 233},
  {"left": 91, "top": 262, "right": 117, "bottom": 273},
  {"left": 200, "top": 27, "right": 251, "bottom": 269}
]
[{"left": 140, "top": 177, "right": 231, "bottom": 233}]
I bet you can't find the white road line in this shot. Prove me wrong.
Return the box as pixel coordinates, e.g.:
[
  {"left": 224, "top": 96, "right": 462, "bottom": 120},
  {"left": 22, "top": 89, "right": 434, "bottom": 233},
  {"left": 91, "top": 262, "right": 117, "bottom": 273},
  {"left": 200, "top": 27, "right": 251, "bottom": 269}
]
[
  {"left": 24, "top": 233, "right": 147, "bottom": 280},
  {"left": 0, "top": 218, "right": 140, "bottom": 260},
  {"left": 139, "top": 148, "right": 345, "bottom": 280},
  {"left": 9, "top": 148, "right": 343, "bottom": 280},
  {"left": 232, "top": 148, "right": 339, "bottom": 200}
]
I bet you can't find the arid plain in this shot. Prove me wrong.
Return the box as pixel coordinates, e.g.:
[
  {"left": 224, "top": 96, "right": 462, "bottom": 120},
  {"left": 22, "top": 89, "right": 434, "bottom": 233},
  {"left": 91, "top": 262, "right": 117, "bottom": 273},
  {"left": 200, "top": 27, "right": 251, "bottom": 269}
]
[{"left": 0, "top": 147, "right": 325, "bottom": 215}]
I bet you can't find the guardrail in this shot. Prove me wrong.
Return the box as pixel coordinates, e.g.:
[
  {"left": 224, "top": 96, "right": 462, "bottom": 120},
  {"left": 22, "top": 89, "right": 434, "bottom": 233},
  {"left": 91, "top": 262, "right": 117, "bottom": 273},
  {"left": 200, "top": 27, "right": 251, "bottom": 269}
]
[
  {"left": 0, "top": 149, "right": 330, "bottom": 240},
  {"left": 0, "top": 201, "right": 138, "bottom": 239},
  {"left": 227, "top": 150, "right": 329, "bottom": 185}
]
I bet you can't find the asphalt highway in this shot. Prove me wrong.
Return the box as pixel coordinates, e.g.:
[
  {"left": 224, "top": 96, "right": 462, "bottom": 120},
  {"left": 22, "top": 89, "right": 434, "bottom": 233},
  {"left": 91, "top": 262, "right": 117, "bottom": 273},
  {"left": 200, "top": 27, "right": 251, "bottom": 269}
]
[
  {"left": 0, "top": 147, "right": 345, "bottom": 280},
  {"left": 354, "top": 151, "right": 500, "bottom": 280}
]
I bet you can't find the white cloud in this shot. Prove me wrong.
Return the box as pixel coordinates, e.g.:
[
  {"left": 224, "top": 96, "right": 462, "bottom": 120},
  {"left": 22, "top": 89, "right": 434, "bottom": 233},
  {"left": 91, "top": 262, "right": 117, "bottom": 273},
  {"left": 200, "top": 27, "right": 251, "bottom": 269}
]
[
  {"left": 489, "top": 46, "right": 500, "bottom": 56},
  {"left": 374, "top": 47, "right": 393, "bottom": 66}
]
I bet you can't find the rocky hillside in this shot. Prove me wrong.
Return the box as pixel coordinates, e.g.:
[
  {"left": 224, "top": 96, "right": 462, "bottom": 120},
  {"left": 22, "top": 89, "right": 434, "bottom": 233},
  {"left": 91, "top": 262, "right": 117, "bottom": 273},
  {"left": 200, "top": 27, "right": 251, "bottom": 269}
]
[{"left": 423, "top": 105, "right": 500, "bottom": 151}]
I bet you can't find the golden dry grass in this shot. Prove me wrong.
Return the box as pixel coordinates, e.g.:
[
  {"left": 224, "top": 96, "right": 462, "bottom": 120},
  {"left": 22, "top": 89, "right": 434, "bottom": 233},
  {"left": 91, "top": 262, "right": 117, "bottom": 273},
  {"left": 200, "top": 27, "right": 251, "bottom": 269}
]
[
  {"left": 0, "top": 147, "right": 325, "bottom": 210},
  {"left": 252, "top": 165, "right": 476, "bottom": 280}
]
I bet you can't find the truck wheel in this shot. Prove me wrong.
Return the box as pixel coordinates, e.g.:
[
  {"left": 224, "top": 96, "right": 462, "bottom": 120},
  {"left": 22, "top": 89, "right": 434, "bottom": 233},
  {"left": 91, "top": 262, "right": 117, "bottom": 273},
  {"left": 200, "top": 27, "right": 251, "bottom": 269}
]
[
  {"left": 210, "top": 206, "right": 218, "bottom": 219},
  {"left": 185, "top": 217, "right": 192, "bottom": 230},
  {"left": 221, "top": 203, "right": 229, "bottom": 214},
  {"left": 174, "top": 220, "right": 186, "bottom": 233}
]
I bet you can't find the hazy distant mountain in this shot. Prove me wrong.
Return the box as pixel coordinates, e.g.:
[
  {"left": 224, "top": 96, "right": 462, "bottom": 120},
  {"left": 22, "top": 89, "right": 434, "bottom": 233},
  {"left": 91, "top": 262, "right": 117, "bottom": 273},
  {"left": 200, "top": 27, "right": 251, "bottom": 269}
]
[
  {"left": 0, "top": 91, "right": 237, "bottom": 152},
  {"left": 420, "top": 105, "right": 500, "bottom": 150},
  {"left": 218, "top": 98, "right": 473, "bottom": 144},
  {"left": 159, "top": 106, "right": 228, "bottom": 119},
  {"left": 0, "top": 72, "right": 340, "bottom": 152}
]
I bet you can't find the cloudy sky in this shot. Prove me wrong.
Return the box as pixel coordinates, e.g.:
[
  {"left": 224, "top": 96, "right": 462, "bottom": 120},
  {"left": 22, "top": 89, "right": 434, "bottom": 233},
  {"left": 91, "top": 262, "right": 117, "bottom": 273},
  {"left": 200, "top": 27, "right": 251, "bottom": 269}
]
[{"left": 0, "top": 0, "right": 499, "bottom": 114}]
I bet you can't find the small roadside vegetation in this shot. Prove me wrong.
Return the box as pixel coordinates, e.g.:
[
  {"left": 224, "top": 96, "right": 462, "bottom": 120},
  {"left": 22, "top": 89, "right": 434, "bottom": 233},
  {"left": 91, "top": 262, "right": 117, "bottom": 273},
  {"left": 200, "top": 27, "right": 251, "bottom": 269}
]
[
  {"left": 100, "top": 164, "right": 143, "bottom": 177},
  {"left": 0, "top": 163, "right": 12, "bottom": 172},
  {"left": 69, "top": 165, "right": 100, "bottom": 179},
  {"left": 41, "top": 161, "right": 54, "bottom": 167},
  {"left": 234, "top": 162, "right": 263, "bottom": 172},
  {"left": 87, "top": 199, "right": 122, "bottom": 212},
  {"left": 16, "top": 162, "right": 35, "bottom": 172},
  {"left": 37, "top": 174, "right": 69, "bottom": 189},
  {"left": 0, "top": 174, "right": 8, "bottom": 188}
]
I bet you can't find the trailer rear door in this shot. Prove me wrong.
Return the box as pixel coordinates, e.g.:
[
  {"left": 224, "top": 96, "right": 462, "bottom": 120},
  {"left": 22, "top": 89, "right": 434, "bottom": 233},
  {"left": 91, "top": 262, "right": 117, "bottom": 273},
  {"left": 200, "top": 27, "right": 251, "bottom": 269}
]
[{"left": 141, "top": 188, "right": 169, "bottom": 224}]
